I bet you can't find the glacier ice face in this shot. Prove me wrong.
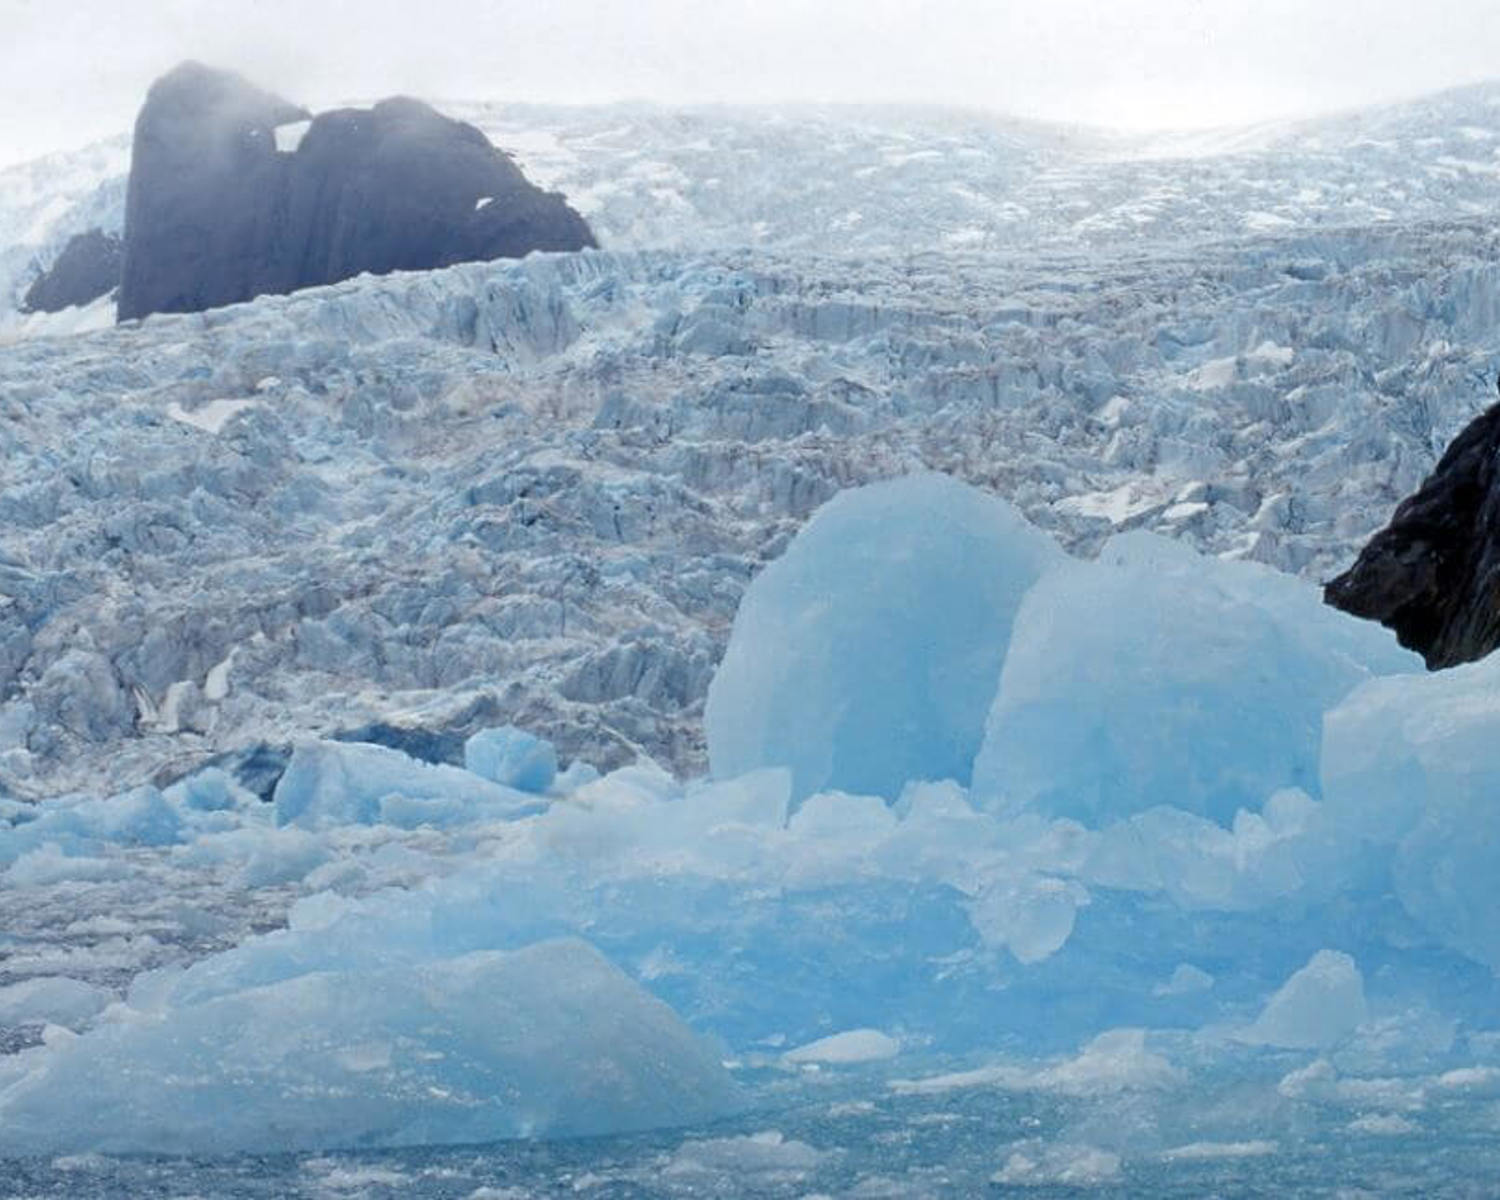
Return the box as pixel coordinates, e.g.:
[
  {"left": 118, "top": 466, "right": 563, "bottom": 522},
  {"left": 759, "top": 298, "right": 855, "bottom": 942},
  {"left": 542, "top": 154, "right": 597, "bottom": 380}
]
[
  {"left": 705, "top": 473, "right": 1061, "bottom": 802},
  {"left": 0, "top": 938, "right": 739, "bottom": 1156},
  {"left": 2, "top": 90, "right": 1500, "bottom": 799},
  {"left": 973, "top": 530, "right": 1422, "bottom": 827}
]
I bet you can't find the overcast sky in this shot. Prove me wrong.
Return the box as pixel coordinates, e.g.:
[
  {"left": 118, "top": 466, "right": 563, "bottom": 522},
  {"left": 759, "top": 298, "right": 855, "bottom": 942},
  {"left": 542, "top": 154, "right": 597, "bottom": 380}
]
[{"left": 3, "top": 0, "right": 1500, "bottom": 166}]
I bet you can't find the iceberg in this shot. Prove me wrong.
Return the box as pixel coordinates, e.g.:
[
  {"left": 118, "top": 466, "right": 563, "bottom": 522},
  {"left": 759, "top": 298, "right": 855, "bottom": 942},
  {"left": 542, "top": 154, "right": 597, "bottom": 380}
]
[
  {"left": 1242, "top": 949, "right": 1368, "bottom": 1049},
  {"left": 0, "top": 939, "right": 738, "bottom": 1156},
  {"left": 705, "top": 473, "right": 1061, "bottom": 804},
  {"left": 1323, "top": 654, "right": 1500, "bottom": 971},
  {"left": 973, "top": 531, "right": 1420, "bottom": 827}
]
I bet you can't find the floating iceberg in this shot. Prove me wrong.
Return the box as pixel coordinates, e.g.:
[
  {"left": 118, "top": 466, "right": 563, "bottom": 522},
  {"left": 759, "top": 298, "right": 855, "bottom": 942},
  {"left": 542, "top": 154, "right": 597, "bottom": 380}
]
[
  {"left": 705, "top": 473, "right": 1061, "bottom": 803},
  {"left": 0, "top": 939, "right": 738, "bottom": 1156},
  {"left": 973, "top": 530, "right": 1421, "bottom": 827},
  {"left": 1323, "top": 654, "right": 1500, "bottom": 971}
]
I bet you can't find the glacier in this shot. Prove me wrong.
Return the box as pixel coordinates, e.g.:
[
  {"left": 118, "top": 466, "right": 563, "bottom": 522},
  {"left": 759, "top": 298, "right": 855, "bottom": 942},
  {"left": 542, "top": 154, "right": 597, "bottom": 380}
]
[{"left": 5, "top": 84, "right": 1500, "bottom": 1194}]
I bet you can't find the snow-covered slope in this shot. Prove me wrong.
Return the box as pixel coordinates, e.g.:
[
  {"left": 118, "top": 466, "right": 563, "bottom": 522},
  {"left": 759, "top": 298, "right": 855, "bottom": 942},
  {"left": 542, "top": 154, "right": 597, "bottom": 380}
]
[{"left": 10, "top": 82, "right": 1500, "bottom": 324}]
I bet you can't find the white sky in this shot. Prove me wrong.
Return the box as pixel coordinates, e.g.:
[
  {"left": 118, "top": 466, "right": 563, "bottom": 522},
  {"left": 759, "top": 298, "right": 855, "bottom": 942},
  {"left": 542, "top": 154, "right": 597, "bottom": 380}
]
[{"left": 2, "top": 0, "right": 1499, "bottom": 166}]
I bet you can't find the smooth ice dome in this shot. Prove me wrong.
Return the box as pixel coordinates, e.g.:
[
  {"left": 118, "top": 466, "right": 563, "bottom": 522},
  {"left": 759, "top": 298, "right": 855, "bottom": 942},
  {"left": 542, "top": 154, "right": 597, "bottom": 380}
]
[
  {"left": 973, "top": 531, "right": 1420, "bottom": 827},
  {"left": 705, "top": 473, "right": 1061, "bottom": 803},
  {"left": 0, "top": 938, "right": 739, "bottom": 1156}
]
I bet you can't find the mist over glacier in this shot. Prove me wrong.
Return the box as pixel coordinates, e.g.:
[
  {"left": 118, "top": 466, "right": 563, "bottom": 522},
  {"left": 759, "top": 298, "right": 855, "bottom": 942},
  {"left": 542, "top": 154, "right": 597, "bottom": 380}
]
[{"left": 6, "top": 83, "right": 1500, "bottom": 1195}]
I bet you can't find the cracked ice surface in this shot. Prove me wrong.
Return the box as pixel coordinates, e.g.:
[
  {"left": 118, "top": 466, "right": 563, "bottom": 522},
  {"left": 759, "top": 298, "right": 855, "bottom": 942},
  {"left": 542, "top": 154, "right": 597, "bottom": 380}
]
[{"left": 0, "top": 228, "right": 1496, "bottom": 798}]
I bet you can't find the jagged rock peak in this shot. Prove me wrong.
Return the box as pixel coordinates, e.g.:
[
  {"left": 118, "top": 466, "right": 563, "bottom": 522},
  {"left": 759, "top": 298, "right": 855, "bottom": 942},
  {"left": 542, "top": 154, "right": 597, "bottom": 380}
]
[
  {"left": 1325, "top": 379, "right": 1500, "bottom": 668},
  {"left": 22, "top": 229, "right": 122, "bottom": 313},
  {"left": 117, "top": 62, "right": 595, "bottom": 322},
  {"left": 140, "top": 59, "right": 309, "bottom": 130}
]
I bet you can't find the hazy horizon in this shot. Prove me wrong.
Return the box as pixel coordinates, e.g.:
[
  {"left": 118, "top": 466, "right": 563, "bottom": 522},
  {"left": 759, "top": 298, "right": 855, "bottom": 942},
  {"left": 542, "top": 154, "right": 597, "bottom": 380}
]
[{"left": 3, "top": 0, "right": 1500, "bottom": 166}]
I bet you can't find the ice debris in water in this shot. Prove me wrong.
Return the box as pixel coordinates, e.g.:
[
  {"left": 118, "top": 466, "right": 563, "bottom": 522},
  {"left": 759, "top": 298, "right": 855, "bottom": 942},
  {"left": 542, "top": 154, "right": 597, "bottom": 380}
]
[
  {"left": 5, "top": 471, "right": 1500, "bottom": 1161},
  {"left": 705, "top": 473, "right": 1061, "bottom": 804},
  {"left": 0, "top": 977, "right": 113, "bottom": 1031},
  {"left": 992, "top": 1141, "right": 1122, "bottom": 1187}
]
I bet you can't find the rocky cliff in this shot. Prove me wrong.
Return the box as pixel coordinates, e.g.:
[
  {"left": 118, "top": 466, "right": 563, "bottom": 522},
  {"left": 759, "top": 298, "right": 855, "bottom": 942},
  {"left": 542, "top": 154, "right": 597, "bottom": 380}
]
[
  {"left": 21, "top": 230, "right": 121, "bottom": 313},
  {"left": 1325, "top": 383, "right": 1500, "bottom": 667},
  {"left": 117, "top": 62, "right": 594, "bottom": 321}
]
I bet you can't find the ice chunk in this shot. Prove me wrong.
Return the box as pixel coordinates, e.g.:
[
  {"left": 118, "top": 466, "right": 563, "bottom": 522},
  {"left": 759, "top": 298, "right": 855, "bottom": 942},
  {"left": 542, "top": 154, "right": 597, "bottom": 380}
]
[
  {"left": 179, "top": 826, "right": 331, "bottom": 888},
  {"left": 1322, "top": 655, "right": 1500, "bottom": 970},
  {"left": 163, "top": 766, "right": 255, "bottom": 812},
  {"left": 974, "top": 531, "right": 1419, "bottom": 828},
  {"left": 1244, "top": 950, "right": 1367, "bottom": 1049},
  {"left": 1347, "top": 1113, "right": 1418, "bottom": 1136},
  {"left": 966, "top": 874, "right": 1088, "bottom": 964},
  {"left": 664, "top": 1130, "right": 830, "bottom": 1183},
  {"left": 1153, "top": 963, "right": 1215, "bottom": 996},
  {"left": 1161, "top": 1140, "right": 1277, "bottom": 1161},
  {"left": 0, "top": 785, "right": 182, "bottom": 865},
  {"left": 0, "top": 977, "right": 112, "bottom": 1030},
  {"left": 1083, "top": 789, "right": 1335, "bottom": 912},
  {"left": 6, "top": 843, "right": 130, "bottom": 885},
  {"left": 273, "top": 740, "right": 546, "bottom": 829},
  {"left": 891, "top": 1029, "right": 1179, "bottom": 1097},
  {"left": 705, "top": 474, "right": 1063, "bottom": 804},
  {"left": 464, "top": 726, "right": 558, "bottom": 793},
  {"left": 1035, "top": 1028, "right": 1181, "bottom": 1095},
  {"left": 0, "top": 939, "right": 739, "bottom": 1156},
  {"left": 783, "top": 1029, "right": 901, "bottom": 1065},
  {"left": 992, "top": 1141, "right": 1121, "bottom": 1186}
]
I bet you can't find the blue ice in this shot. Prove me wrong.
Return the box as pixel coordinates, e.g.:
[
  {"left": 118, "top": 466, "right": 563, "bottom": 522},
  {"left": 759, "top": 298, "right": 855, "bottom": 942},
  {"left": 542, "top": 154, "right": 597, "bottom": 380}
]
[{"left": 705, "top": 473, "right": 1062, "bottom": 804}]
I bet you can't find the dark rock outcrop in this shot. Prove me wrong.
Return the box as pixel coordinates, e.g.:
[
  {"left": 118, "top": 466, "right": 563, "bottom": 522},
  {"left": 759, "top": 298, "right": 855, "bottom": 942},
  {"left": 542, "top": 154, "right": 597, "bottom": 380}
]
[
  {"left": 118, "top": 62, "right": 595, "bottom": 322},
  {"left": 22, "top": 229, "right": 123, "bottom": 313},
  {"left": 1325, "top": 385, "right": 1500, "bottom": 668}
]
